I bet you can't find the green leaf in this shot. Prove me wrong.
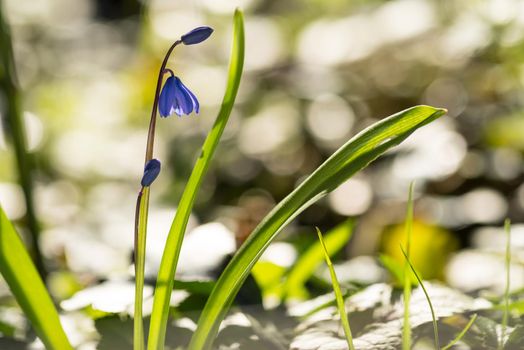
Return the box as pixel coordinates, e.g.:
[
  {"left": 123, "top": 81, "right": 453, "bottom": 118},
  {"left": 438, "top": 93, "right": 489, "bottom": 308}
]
[
  {"left": 0, "top": 205, "right": 72, "bottom": 349},
  {"left": 134, "top": 187, "right": 149, "bottom": 350},
  {"left": 316, "top": 227, "right": 355, "bottom": 350},
  {"left": 188, "top": 105, "right": 446, "bottom": 350},
  {"left": 284, "top": 220, "right": 354, "bottom": 299},
  {"left": 146, "top": 9, "right": 245, "bottom": 350}
]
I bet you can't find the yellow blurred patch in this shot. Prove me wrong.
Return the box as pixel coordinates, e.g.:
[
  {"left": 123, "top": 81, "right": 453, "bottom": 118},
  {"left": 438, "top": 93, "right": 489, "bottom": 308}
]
[{"left": 380, "top": 220, "right": 458, "bottom": 281}]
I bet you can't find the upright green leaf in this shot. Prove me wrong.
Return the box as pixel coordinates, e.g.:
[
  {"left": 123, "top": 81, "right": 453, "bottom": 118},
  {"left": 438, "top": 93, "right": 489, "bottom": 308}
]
[
  {"left": 147, "top": 9, "right": 245, "bottom": 350},
  {"left": 134, "top": 187, "right": 150, "bottom": 350},
  {"left": 316, "top": 227, "right": 355, "bottom": 350},
  {"left": 188, "top": 105, "right": 446, "bottom": 350},
  {"left": 0, "top": 205, "right": 72, "bottom": 349}
]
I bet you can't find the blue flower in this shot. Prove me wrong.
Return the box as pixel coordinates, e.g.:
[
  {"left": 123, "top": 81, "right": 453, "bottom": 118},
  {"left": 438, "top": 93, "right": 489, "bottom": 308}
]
[
  {"left": 141, "top": 159, "right": 161, "bottom": 187},
  {"left": 158, "top": 75, "right": 199, "bottom": 117},
  {"left": 181, "top": 26, "right": 213, "bottom": 45}
]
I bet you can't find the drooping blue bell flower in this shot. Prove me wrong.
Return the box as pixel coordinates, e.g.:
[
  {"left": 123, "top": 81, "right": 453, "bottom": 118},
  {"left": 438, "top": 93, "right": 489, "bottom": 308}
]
[
  {"left": 158, "top": 75, "right": 200, "bottom": 117},
  {"left": 141, "top": 159, "right": 161, "bottom": 187},
  {"left": 181, "top": 26, "right": 213, "bottom": 45}
]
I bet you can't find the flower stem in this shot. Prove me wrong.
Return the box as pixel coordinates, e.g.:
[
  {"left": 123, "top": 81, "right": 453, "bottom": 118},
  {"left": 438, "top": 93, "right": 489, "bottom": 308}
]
[
  {"left": 134, "top": 187, "right": 149, "bottom": 350},
  {"left": 134, "top": 39, "right": 180, "bottom": 350}
]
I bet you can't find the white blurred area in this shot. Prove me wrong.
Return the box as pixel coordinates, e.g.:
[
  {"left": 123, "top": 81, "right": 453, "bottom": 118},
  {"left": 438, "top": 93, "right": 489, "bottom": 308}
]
[{"left": 446, "top": 224, "right": 524, "bottom": 293}]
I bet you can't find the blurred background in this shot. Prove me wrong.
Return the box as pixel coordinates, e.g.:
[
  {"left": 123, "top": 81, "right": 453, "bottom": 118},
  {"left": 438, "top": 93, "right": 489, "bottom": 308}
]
[{"left": 1, "top": 0, "right": 524, "bottom": 347}]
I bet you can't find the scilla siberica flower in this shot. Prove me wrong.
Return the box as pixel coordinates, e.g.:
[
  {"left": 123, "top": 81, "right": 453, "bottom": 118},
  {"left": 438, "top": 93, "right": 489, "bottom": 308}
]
[
  {"left": 141, "top": 159, "right": 161, "bottom": 187},
  {"left": 157, "top": 26, "right": 213, "bottom": 118},
  {"left": 158, "top": 74, "right": 199, "bottom": 117}
]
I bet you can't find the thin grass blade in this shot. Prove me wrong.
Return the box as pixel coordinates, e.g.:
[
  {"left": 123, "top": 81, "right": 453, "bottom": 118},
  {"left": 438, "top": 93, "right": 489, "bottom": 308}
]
[
  {"left": 0, "top": 205, "right": 72, "bottom": 349},
  {"left": 442, "top": 314, "right": 478, "bottom": 350},
  {"left": 285, "top": 220, "right": 354, "bottom": 299},
  {"left": 147, "top": 9, "right": 245, "bottom": 350},
  {"left": 316, "top": 227, "right": 355, "bottom": 350},
  {"left": 501, "top": 218, "right": 511, "bottom": 350},
  {"left": 400, "top": 244, "right": 439, "bottom": 349},
  {"left": 402, "top": 182, "right": 414, "bottom": 350},
  {"left": 188, "top": 105, "right": 446, "bottom": 350}
]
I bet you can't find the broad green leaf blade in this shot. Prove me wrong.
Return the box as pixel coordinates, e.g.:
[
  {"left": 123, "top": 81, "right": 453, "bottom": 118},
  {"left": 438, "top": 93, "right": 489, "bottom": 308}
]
[
  {"left": 316, "top": 227, "right": 355, "bottom": 350},
  {"left": 147, "top": 9, "right": 244, "bottom": 350},
  {"left": 0, "top": 205, "right": 72, "bottom": 349},
  {"left": 284, "top": 220, "right": 354, "bottom": 299},
  {"left": 189, "top": 105, "right": 446, "bottom": 350}
]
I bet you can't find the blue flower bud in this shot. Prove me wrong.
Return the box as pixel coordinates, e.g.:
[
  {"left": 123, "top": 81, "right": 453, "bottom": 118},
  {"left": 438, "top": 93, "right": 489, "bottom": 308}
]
[
  {"left": 181, "top": 26, "right": 213, "bottom": 45},
  {"left": 141, "top": 159, "right": 161, "bottom": 187}
]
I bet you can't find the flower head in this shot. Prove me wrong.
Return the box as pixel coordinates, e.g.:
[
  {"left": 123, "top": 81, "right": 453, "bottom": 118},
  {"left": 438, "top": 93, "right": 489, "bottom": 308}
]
[
  {"left": 141, "top": 159, "right": 161, "bottom": 187},
  {"left": 181, "top": 26, "right": 213, "bottom": 45},
  {"left": 158, "top": 75, "right": 199, "bottom": 117}
]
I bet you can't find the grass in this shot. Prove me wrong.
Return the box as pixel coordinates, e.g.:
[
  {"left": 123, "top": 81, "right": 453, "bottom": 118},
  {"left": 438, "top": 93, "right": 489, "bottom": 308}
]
[
  {"left": 402, "top": 182, "right": 414, "bottom": 350},
  {"left": 399, "top": 185, "right": 478, "bottom": 350},
  {"left": 284, "top": 220, "right": 354, "bottom": 299},
  {"left": 500, "top": 218, "right": 511, "bottom": 349},
  {"left": 316, "top": 227, "right": 355, "bottom": 350},
  {"left": 401, "top": 244, "right": 439, "bottom": 349}
]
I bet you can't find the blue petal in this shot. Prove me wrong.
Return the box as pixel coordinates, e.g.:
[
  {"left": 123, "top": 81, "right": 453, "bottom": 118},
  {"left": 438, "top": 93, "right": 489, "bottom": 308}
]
[
  {"left": 179, "top": 81, "right": 200, "bottom": 114},
  {"left": 181, "top": 26, "right": 213, "bottom": 45},
  {"left": 173, "top": 77, "right": 194, "bottom": 116},
  {"left": 158, "top": 77, "right": 177, "bottom": 117},
  {"left": 141, "top": 159, "right": 161, "bottom": 187}
]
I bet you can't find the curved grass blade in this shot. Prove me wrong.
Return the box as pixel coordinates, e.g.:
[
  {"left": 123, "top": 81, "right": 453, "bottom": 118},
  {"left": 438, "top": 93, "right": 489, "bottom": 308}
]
[
  {"left": 284, "top": 220, "right": 354, "bottom": 299},
  {"left": 442, "top": 314, "right": 477, "bottom": 350},
  {"left": 188, "top": 105, "right": 446, "bottom": 350},
  {"left": 316, "top": 227, "right": 355, "bottom": 350},
  {"left": 400, "top": 244, "right": 439, "bottom": 349},
  {"left": 146, "top": 9, "right": 245, "bottom": 350},
  {"left": 0, "top": 205, "right": 72, "bottom": 349},
  {"left": 402, "top": 182, "right": 415, "bottom": 350}
]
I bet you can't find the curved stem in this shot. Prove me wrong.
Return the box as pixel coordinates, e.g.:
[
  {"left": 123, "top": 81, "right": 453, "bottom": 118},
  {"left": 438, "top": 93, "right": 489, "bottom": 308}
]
[{"left": 144, "top": 40, "right": 181, "bottom": 163}]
